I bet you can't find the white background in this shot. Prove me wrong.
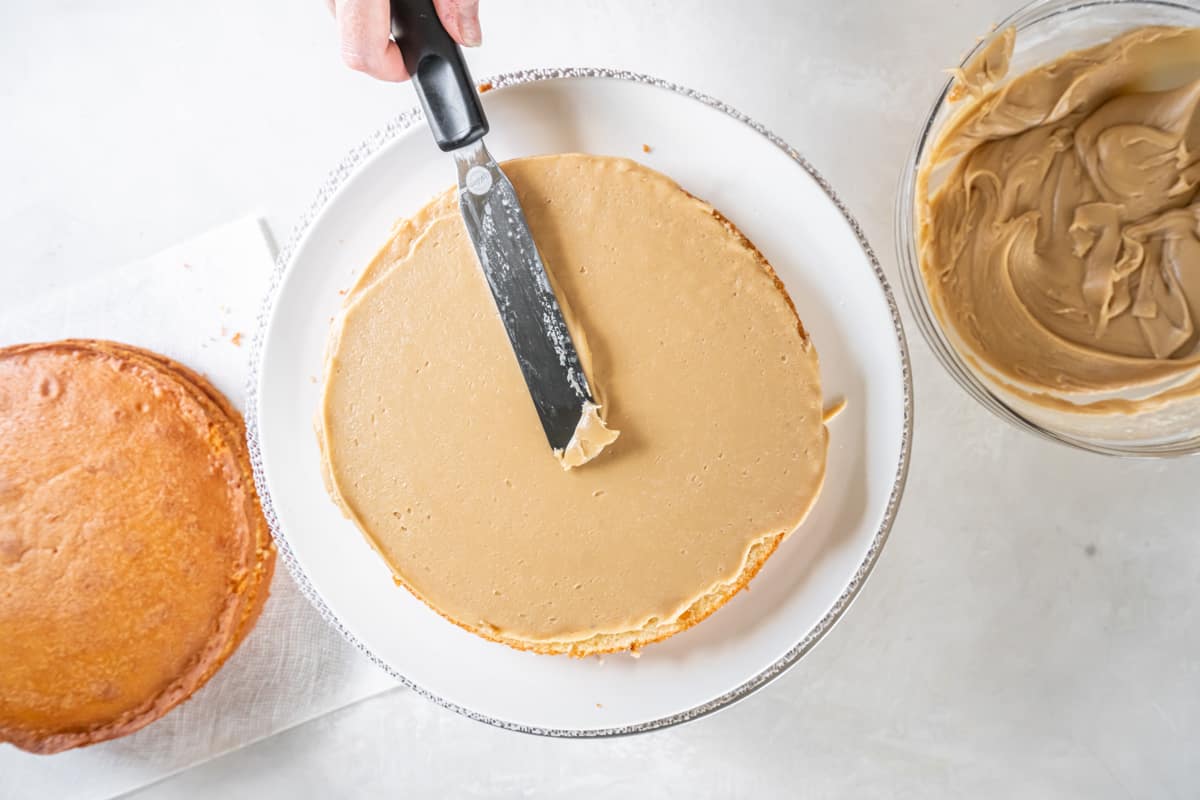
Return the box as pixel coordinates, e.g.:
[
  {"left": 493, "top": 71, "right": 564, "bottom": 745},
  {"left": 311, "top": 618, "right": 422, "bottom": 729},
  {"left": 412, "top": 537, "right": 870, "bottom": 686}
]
[{"left": 3, "top": 1, "right": 1199, "bottom": 797}]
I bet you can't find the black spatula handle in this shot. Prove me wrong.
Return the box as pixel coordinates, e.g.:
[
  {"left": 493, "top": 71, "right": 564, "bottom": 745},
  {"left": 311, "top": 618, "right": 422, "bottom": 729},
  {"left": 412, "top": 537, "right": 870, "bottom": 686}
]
[{"left": 390, "top": 0, "right": 489, "bottom": 151}]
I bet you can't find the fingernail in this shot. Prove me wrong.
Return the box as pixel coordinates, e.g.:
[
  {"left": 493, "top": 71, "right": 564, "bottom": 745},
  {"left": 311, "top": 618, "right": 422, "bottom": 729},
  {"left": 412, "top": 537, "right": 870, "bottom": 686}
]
[{"left": 458, "top": 5, "right": 481, "bottom": 46}]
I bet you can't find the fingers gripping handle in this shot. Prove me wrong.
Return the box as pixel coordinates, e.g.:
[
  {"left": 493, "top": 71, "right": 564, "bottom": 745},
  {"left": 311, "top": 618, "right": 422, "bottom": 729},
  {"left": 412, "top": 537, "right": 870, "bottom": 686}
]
[{"left": 390, "top": 0, "right": 489, "bottom": 151}]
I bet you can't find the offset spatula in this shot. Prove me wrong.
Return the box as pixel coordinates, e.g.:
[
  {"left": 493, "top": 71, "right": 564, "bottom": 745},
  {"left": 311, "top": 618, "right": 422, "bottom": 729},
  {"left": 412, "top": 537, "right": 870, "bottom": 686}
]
[{"left": 390, "top": 0, "right": 594, "bottom": 453}]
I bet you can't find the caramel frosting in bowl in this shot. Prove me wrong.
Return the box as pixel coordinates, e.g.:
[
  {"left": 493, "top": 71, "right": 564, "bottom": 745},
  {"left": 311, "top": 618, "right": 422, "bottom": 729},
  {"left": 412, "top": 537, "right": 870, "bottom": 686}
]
[
  {"left": 318, "top": 154, "right": 828, "bottom": 656},
  {"left": 919, "top": 26, "right": 1200, "bottom": 419}
]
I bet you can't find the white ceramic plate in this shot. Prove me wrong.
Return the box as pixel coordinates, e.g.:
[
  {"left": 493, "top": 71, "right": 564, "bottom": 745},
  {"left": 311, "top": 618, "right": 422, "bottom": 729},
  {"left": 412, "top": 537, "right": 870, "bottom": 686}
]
[{"left": 248, "top": 69, "right": 911, "bottom": 736}]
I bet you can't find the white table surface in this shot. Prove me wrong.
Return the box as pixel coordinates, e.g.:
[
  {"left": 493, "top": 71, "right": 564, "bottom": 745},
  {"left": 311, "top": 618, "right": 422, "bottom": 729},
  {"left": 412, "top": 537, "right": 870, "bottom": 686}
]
[{"left": 4, "top": 1, "right": 1199, "bottom": 797}]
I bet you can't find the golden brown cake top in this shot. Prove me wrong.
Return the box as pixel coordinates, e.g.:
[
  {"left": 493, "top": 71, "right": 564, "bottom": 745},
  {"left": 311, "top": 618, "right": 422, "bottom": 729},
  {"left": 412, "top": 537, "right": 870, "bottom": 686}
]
[{"left": 0, "top": 341, "right": 272, "bottom": 753}]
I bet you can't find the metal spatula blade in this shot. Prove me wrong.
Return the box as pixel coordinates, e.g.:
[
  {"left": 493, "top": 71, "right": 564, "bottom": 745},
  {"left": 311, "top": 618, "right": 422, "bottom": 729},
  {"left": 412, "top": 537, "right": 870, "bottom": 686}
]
[
  {"left": 390, "top": 0, "right": 593, "bottom": 452},
  {"left": 454, "top": 140, "right": 593, "bottom": 450}
]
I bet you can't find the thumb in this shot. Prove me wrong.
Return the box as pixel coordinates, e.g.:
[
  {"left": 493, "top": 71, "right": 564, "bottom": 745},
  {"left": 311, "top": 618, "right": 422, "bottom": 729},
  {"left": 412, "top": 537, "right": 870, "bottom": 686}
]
[{"left": 433, "top": 0, "right": 482, "bottom": 47}]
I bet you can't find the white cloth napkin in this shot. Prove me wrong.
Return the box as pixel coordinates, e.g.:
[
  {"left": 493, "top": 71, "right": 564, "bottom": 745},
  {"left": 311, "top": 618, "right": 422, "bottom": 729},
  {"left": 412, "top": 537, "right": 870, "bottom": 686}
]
[{"left": 0, "top": 218, "right": 397, "bottom": 800}]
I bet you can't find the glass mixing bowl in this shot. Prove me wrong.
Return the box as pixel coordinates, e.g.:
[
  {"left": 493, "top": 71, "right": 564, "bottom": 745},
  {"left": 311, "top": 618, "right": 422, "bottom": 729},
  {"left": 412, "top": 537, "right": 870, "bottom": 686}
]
[{"left": 896, "top": 0, "right": 1200, "bottom": 456}]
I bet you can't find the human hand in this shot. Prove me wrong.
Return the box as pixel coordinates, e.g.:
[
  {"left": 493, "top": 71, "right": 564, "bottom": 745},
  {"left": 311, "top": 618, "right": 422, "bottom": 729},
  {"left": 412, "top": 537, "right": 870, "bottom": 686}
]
[{"left": 327, "top": 0, "right": 481, "bottom": 82}]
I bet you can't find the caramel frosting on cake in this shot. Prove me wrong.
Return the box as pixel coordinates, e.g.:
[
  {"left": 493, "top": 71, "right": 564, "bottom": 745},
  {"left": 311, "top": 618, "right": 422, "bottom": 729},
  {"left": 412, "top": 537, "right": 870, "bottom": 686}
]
[{"left": 319, "top": 155, "right": 827, "bottom": 656}]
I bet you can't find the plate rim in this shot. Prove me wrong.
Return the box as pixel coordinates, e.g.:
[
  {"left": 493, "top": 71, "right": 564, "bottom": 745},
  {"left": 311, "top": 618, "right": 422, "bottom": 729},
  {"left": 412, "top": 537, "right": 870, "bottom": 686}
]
[{"left": 245, "top": 67, "right": 914, "bottom": 738}]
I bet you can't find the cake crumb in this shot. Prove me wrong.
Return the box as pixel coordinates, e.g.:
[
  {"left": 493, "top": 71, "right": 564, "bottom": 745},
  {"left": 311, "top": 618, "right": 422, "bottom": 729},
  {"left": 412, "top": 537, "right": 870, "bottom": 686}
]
[
  {"left": 310, "top": 376, "right": 318, "bottom": 384},
  {"left": 822, "top": 397, "right": 847, "bottom": 423},
  {"left": 642, "top": 144, "right": 652, "bottom": 153},
  {"left": 230, "top": 332, "right": 243, "bottom": 347},
  {"left": 595, "top": 703, "right": 603, "bottom": 709},
  {"left": 478, "top": 81, "right": 493, "bottom": 93}
]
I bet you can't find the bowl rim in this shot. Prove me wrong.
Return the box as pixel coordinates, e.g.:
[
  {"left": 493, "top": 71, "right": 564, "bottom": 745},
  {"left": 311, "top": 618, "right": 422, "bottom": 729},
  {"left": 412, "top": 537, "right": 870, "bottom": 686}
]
[{"left": 894, "top": 0, "right": 1200, "bottom": 458}]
